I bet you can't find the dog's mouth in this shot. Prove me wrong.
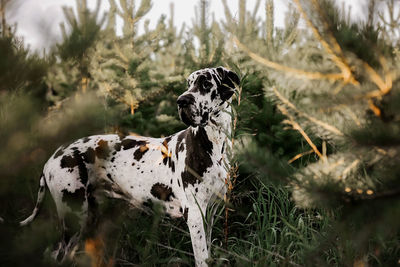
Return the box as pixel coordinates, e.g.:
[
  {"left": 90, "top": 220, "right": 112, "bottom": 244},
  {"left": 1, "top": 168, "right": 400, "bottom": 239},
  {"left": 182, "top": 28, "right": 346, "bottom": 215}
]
[
  {"left": 178, "top": 107, "right": 197, "bottom": 127},
  {"left": 178, "top": 106, "right": 208, "bottom": 127}
]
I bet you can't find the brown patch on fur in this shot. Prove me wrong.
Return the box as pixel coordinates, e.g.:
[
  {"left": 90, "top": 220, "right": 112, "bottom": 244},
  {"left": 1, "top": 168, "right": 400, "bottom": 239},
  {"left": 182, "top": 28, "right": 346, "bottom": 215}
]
[
  {"left": 134, "top": 144, "right": 149, "bottom": 161},
  {"left": 95, "top": 140, "right": 110, "bottom": 159},
  {"left": 150, "top": 183, "right": 175, "bottom": 201}
]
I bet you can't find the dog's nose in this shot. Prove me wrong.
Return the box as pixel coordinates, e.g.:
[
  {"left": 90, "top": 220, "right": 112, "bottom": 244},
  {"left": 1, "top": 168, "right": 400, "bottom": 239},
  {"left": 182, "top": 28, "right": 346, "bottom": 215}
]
[{"left": 177, "top": 94, "right": 194, "bottom": 108}]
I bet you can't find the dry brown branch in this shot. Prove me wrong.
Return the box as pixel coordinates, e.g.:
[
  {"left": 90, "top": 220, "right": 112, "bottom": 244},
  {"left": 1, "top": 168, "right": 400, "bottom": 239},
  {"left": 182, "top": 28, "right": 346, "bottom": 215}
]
[
  {"left": 278, "top": 105, "right": 324, "bottom": 159},
  {"left": 368, "top": 99, "right": 381, "bottom": 117},
  {"left": 295, "top": 0, "right": 394, "bottom": 116},
  {"left": 293, "top": 0, "right": 359, "bottom": 86},
  {"left": 233, "top": 36, "right": 344, "bottom": 82},
  {"left": 364, "top": 59, "right": 393, "bottom": 97},
  {"left": 288, "top": 149, "right": 314, "bottom": 164},
  {"left": 272, "top": 87, "right": 344, "bottom": 136},
  {"left": 224, "top": 82, "right": 242, "bottom": 248}
]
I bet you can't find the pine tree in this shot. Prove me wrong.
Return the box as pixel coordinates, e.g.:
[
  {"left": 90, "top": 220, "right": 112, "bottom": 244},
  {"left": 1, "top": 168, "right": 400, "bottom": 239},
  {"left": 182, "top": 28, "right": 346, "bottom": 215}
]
[
  {"left": 183, "top": 0, "right": 224, "bottom": 69},
  {"left": 236, "top": 0, "right": 400, "bottom": 264},
  {"left": 46, "top": 0, "right": 105, "bottom": 104}
]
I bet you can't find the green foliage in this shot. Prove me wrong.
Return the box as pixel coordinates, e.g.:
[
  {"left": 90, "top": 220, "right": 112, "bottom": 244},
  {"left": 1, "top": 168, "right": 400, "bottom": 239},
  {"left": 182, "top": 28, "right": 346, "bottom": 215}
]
[
  {"left": 0, "top": 35, "right": 48, "bottom": 97},
  {"left": 235, "top": 0, "right": 400, "bottom": 265},
  {"left": 57, "top": 0, "right": 105, "bottom": 62},
  {"left": 1, "top": 0, "right": 400, "bottom": 266}
]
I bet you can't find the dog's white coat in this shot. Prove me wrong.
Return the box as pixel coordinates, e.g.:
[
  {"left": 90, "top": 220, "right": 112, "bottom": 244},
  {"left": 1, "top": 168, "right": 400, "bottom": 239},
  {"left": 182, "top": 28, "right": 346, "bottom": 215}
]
[{"left": 20, "top": 67, "right": 239, "bottom": 267}]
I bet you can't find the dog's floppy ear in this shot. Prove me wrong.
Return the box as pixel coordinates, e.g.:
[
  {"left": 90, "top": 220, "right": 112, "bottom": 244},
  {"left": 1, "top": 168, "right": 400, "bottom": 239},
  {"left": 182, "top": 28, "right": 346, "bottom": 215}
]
[{"left": 216, "top": 67, "right": 240, "bottom": 101}]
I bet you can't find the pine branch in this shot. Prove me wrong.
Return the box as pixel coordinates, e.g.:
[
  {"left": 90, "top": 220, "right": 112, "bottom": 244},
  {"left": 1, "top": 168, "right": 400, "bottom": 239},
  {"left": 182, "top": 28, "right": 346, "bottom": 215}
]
[
  {"left": 233, "top": 36, "right": 345, "bottom": 82},
  {"left": 277, "top": 104, "right": 324, "bottom": 159},
  {"left": 288, "top": 149, "right": 314, "bottom": 164},
  {"left": 271, "top": 87, "right": 344, "bottom": 136},
  {"left": 293, "top": 0, "right": 359, "bottom": 86},
  {"left": 265, "top": 0, "right": 274, "bottom": 49}
]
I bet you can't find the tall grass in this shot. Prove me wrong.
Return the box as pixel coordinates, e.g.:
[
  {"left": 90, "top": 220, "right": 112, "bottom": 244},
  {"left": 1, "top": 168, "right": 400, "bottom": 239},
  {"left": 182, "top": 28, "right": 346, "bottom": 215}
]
[{"left": 90, "top": 175, "right": 334, "bottom": 266}]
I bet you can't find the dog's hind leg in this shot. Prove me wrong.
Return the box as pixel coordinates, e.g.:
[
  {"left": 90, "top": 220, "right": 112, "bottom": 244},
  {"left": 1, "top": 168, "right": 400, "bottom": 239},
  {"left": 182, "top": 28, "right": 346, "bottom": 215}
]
[
  {"left": 50, "top": 210, "right": 84, "bottom": 262},
  {"left": 51, "top": 186, "right": 90, "bottom": 263}
]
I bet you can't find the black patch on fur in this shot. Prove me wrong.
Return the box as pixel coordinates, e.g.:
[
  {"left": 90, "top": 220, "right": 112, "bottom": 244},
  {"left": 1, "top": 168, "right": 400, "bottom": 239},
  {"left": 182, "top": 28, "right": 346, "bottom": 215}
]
[
  {"left": 60, "top": 155, "right": 77, "bottom": 168},
  {"left": 216, "top": 67, "right": 240, "bottom": 101},
  {"left": 60, "top": 150, "right": 89, "bottom": 185},
  {"left": 106, "top": 173, "right": 113, "bottom": 181},
  {"left": 183, "top": 207, "right": 189, "bottom": 222},
  {"left": 227, "top": 71, "right": 240, "bottom": 85},
  {"left": 211, "top": 73, "right": 221, "bottom": 85},
  {"left": 175, "top": 131, "right": 186, "bottom": 160},
  {"left": 162, "top": 157, "right": 168, "bottom": 165},
  {"left": 82, "top": 137, "right": 91, "bottom": 143},
  {"left": 114, "top": 142, "right": 121, "bottom": 151},
  {"left": 95, "top": 140, "right": 110, "bottom": 159},
  {"left": 171, "top": 161, "right": 175, "bottom": 173},
  {"left": 121, "top": 139, "right": 147, "bottom": 150},
  {"left": 218, "top": 84, "right": 235, "bottom": 101},
  {"left": 150, "top": 183, "right": 175, "bottom": 201},
  {"left": 193, "top": 75, "right": 208, "bottom": 95},
  {"left": 133, "top": 144, "right": 149, "bottom": 161},
  {"left": 210, "top": 90, "right": 217, "bottom": 101},
  {"left": 181, "top": 128, "right": 213, "bottom": 188},
  {"left": 53, "top": 147, "right": 64, "bottom": 159},
  {"left": 201, "top": 112, "right": 209, "bottom": 124},
  {"left": 216, "top": 67, "right": 225, "bottom": 78},
  {"left": 61, "top": 187, "right": 86, "bottom": 212},
  {"left": 75, "top": 151, "right": 89, "bottom": 185},
  {"left": 82, "top": 147, "right": 95, "bottom": 164}
]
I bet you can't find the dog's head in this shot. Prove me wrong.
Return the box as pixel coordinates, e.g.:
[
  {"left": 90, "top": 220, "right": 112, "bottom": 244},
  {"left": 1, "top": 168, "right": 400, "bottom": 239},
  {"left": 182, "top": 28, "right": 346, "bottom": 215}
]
[{"left": 177, "top": 67, "right": 240, "bottom": 127}]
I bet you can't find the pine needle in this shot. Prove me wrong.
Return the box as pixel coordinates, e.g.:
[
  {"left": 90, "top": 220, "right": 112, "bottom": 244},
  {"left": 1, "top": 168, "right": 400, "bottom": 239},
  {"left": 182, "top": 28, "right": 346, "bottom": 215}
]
[
  {"left": 272, "top": 87, "right": 344, "bottom": 136},
  {"left": 278, "top": 104, "right": 324, "bottom": 160},
  {"left": 233, "top": 36, "right": 344, "bottom": 82},
  {"left": 293, "top": 0, "right": 359, "bottom": 86}
]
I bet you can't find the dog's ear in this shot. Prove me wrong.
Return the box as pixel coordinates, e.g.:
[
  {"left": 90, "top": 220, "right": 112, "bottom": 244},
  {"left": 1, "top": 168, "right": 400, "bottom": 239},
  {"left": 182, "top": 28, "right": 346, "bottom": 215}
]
[{"left": 216, "top": 67, "right": 240, "bottom": 101}]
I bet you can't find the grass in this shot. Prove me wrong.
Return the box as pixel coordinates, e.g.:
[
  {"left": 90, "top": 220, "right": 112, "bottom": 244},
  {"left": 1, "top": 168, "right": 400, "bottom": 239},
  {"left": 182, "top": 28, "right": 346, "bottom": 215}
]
[
  {"left": 89, "top": 174, "right": 334, "bottom": 267},
  {"left": 2, "top": 162, "right": 398, "bottom": 266}
]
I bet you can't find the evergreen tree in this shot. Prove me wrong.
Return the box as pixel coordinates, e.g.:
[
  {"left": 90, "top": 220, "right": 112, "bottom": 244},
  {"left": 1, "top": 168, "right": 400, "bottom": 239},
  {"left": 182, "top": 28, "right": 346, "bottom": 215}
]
[
  {"left": 46, "top": 0, "right": 105, "bottom": 104},
  {"left": 237, "top": 0, "right": 400, "bottom": 265}
]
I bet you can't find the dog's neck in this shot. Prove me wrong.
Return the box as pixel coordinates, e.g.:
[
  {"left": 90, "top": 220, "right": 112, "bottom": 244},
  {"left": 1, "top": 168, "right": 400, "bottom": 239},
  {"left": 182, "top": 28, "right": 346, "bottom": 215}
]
[{"left": 189, "top": 101, "right": 232, "bottom": 155}]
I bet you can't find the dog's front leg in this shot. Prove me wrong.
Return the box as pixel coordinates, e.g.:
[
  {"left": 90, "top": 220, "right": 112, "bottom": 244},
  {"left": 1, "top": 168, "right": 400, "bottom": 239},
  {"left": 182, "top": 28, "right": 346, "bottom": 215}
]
[{"left": 187, "top": 207, "right": 209, "bottom": 267}]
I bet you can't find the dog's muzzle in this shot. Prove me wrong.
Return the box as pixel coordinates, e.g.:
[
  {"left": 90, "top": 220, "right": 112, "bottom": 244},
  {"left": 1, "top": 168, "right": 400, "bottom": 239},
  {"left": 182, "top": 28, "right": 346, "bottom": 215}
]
[{"left": 177, "top": 94, "right": 199, "bottom": 127}]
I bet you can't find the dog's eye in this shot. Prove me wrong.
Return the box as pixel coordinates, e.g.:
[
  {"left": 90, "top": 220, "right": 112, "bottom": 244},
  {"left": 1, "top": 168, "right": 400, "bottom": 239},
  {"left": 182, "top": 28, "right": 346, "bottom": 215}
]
[{"left": 203, "top": 81, "right": 212, "bottom": 90}]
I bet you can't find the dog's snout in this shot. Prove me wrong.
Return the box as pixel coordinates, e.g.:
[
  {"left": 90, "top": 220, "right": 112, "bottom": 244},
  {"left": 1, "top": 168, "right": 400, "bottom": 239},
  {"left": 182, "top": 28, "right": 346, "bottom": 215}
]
[{"left": 177, "top": 94, "right": 194, "bottom": 107}]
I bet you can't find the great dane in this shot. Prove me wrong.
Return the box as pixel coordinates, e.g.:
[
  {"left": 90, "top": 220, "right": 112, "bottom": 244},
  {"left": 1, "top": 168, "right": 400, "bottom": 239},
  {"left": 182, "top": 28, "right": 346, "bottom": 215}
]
[{"left": 20, "top": 66, "right": 240, "bottom": 266}]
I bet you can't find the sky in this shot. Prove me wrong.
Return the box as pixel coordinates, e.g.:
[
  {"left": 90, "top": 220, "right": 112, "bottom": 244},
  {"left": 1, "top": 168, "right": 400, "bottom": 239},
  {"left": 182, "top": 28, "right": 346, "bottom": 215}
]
[{"left": 6, "top": 0, "right": 366, "bottom": 52}]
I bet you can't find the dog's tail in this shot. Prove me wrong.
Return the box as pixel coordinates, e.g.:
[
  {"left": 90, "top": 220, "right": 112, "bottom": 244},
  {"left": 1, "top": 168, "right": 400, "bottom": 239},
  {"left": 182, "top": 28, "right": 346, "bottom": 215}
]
[{"left": 20, "top": 174, "right": 46, "bottom": 226}]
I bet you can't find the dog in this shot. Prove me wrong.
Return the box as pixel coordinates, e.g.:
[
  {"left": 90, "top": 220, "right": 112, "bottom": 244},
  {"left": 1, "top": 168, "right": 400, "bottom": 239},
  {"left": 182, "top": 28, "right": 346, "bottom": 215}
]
[{"left": 20, "top": 66, "right": 240, "bottom": 266}]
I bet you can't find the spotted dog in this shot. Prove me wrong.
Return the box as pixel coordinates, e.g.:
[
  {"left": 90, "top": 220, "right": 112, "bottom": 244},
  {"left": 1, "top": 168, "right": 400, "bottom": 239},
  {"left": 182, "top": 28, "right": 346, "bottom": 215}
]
[{"left": 20, "top": 67, "right": 240, "bottom": 267}]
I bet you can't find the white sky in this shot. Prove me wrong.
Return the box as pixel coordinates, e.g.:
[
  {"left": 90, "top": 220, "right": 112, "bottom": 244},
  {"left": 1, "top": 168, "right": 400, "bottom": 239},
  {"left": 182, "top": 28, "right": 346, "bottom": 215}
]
[{"left": 7, "top": 0, "right": 366, "bottom": 52}]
